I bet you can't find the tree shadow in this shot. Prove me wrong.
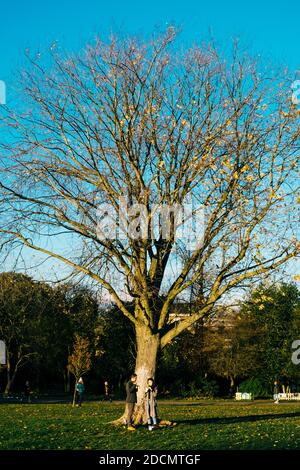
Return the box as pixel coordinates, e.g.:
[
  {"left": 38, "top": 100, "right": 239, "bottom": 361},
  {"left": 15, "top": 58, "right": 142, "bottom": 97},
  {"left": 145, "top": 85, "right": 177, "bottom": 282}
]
[{"left": 177, "top": 411, "right": 300, "bottom": 426}]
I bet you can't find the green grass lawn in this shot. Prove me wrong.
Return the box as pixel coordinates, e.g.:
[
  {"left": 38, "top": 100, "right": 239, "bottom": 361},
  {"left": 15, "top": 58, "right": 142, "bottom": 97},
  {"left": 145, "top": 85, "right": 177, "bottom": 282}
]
[{"left": 1, "top": 400, "right": 300, "bottom": 450}]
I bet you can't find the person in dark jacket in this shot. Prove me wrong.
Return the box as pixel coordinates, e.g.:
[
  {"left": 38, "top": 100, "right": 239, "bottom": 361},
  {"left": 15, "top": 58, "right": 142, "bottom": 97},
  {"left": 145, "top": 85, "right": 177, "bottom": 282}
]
[
  {"left": 125, "top": 374, "right": 138, "bottom": 430},
  {"left": 24, "top": 381, "right": 31, "bottom": 403}
]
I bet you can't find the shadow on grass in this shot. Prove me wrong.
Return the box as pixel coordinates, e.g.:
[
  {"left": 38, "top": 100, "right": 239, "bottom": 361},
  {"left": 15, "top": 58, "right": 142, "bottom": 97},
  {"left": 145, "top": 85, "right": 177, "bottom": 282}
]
[{"left": 177, "top": 411, "right": 300, "bottom": 426}]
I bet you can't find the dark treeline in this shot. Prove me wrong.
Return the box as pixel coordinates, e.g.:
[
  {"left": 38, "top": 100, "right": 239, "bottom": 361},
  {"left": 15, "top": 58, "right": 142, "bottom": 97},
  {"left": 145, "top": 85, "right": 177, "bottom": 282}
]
[{"left": 1, "top": 272, "right": 300, "bottom": 398}]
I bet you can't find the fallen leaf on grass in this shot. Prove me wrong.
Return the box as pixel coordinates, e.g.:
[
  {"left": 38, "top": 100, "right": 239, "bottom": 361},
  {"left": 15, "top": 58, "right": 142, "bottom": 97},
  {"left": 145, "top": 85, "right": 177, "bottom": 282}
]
[{"left": 159, "top": 420, "right": 177, "bottom": 427}]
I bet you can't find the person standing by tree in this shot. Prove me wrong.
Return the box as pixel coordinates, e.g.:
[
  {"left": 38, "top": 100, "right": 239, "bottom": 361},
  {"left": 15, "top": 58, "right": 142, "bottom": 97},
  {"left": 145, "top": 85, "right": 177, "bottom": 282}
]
[
  {"left": 76, "top": 377, "right": 85, "bottom": 407},
  {"left": 125, "top": 374, "right": 138, "bottom": 431},
  {"left": 104, "top": 380, "right": 112, "bottom": 402},
  {"left": 274, "top": 380, "right": 279, "bottom": 404},
  {"left": 145, "top": 378, "right": 158, "bottom": 431}
]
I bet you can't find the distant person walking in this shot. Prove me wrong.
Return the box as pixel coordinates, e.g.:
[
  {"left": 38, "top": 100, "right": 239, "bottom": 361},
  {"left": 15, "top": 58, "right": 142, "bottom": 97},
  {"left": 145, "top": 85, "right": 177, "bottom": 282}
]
[
  {"left": 274, "top": 380, "right": 279, "bottom": 404},
  {"left": 125, "top": 373, "right": 138, "bottom": 431},
  {"left": 104, "top": 380, "right": 112, "bottom": 401},
  {"left": 145, "top": 378, "right": 158, "bottom": 431},
  {"left": 24, "top": 381, "right": 31, "bottom": 403},
  {"left": 76, "top": 377, "right": 85, "bottom": 407}
]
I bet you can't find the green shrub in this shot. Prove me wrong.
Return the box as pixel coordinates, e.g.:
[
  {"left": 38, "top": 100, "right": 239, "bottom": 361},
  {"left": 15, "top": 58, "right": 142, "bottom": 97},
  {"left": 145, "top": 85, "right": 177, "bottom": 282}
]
[
  {"left": 180, "top": 378, "right": 219, "bottom": 399},
  {"left": 238, "top": 377, "right": 270, "bottom": 398}
]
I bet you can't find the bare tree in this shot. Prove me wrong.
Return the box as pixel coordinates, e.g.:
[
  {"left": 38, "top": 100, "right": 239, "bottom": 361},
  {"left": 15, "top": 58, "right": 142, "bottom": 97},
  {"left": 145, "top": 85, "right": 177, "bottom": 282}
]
[
  {"left": 203, "top": 311, "right": 261, "bottom": 393},
  {"left": 0, "top": 29, "right": 299, "bottom": 422}
]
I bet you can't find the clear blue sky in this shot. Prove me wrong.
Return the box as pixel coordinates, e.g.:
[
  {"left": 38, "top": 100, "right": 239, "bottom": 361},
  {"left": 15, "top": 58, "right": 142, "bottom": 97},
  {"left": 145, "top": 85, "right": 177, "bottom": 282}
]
[
  {"left": 1, "top": 0, "right": 300, "bottom": 84},
  {"left": 0, "top": 0, "right": 299, "bottom": 282}
]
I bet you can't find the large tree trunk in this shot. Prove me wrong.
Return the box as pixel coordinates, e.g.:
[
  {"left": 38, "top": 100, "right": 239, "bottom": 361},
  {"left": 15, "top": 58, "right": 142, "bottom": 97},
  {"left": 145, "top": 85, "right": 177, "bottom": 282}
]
[
  {"left": 133, "top": 324, "right": 160, "bottom": 424},
  {"left": 112, "top": 322, "right": 160, "bottom": 425}
]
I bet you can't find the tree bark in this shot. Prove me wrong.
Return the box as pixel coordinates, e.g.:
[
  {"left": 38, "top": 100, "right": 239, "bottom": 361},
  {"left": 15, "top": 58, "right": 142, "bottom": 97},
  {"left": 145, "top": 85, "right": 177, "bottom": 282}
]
[
  {"left": 67, "top": 367, "right": 71, "bottom": 393},
  {"left": 72, "top": 381, "right": 77, "bottom": 407},
  {"left": 5, "top": 370, "right": 17, "bottom": 395},
  {"left": 4, "top": 354, "right": 17, "bottom": 395},
  {"left": 229, "top": 375, "right": 235, "bottom": 396},
  {"left": 133, "top": 324, "right": 160, "bottom": 424},
  {"left": 112, "top": 322, "right": 160, "bottom": 425}
]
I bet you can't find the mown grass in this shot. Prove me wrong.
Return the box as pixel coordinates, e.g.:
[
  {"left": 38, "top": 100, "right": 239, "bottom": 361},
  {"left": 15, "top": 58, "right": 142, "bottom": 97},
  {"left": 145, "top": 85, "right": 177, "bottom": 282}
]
[{"left": 1, "top": 400, "right": 300, "bottom": 450}]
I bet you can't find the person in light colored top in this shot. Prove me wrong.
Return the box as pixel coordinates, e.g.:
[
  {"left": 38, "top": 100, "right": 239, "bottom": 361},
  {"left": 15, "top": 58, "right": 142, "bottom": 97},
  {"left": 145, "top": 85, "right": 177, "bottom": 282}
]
[{"left": 145, "top": 378, "right": 158, "bottom": 430}]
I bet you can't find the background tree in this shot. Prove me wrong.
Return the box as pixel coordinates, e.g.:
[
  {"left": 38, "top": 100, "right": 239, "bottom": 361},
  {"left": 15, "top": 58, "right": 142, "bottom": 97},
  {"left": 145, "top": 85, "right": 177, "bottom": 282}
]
[
  {"left": 0, "top": 272, "right": 72, "bottom": 394},
  {"left": 0, "top": 272, "right": 43, "bottom": 394},
  {"left": 66, "top": 286, "right": 99, "bottom": 339},
  {"left": 157, "top": 319, "right": 208, "bottom": 396},
  {"left": 68, "top": 334, "right": 92, "bottom": 406},
  {"left": 29, "top": 284, "right": 71, "bottom": 392},
  {"left": 96, "top": 305, "right": 135, "bottom": 396},
  {"left": 0, "top": 30, "right": 299, "bottom": 422},
  {"left": 203, "top": 311, "right": 261, "bottom": 394},
  {"left": 240, "top": 283, "right": 300, "bottom": 391}
]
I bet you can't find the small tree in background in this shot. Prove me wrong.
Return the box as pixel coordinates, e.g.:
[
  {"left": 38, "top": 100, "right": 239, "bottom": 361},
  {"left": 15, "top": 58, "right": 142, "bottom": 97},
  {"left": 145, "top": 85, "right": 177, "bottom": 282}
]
[{"left": 68, "top": 335, "right": 92, "bottom": 407}]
